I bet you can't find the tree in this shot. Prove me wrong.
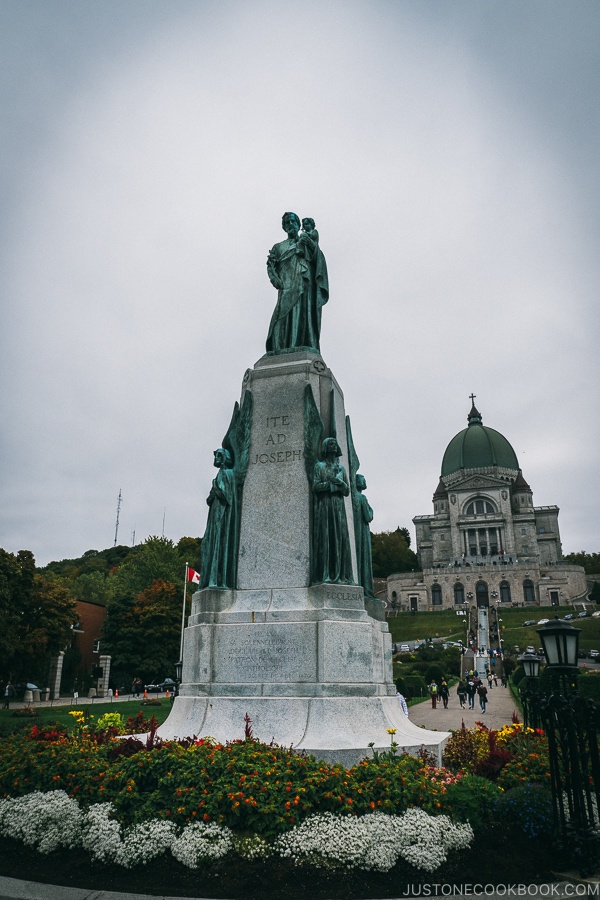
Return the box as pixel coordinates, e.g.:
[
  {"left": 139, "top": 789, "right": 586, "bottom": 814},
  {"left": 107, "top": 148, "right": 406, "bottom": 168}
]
[
  {"left": 371, "top": 528, "right": 419, "bottom": 578},
  {"left": 589, "top": 582, "right": 600, "bottom": 605},
  {"left": 0, "top": 548, "right": 77, "bottom": 683},
  {"left": 563, "top": 552, "right": 600, "bottom": 574},
  {"left": 102, "top": 536, "right": 187, "bottom": 687},
  {"left": 177, "top": 536, "right": 202, "bottom": 571}
]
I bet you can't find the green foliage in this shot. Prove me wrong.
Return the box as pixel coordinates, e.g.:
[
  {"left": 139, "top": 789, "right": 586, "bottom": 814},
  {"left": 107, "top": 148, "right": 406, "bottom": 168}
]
[
  {"left": 440, "top": 775, "right": 502, "bottom": 830},
  {"left": 177, "top": 536, "right": 202, "bottom": 571},
  {"left": 576, "top": 673, "right": 600, "bottom": 702},
  {"left": 494, "top": 784, "right": 553, "bottom": 839},
  {"left": 0, "top": 728, "right": 491, "bottom": 842},
  {"left": 0, "top": 549, "right": 78, "bottom": 683},
  {"left": 371, "top": 528, "right": 418, "bottom": 578},
  {"left": 395, "top": 673, "right": 428, "bottom": 700},
  {"left": 589, "top": 581, "right": 600, "bottom": 604},
  {"left": 425, "top": 664, "right": 445, "bottom": 684},
  {"left": 563, "top": 551, "right": 600, "bottom": 574},
  {"left": 511, "top": 665, "right": 525, "bottom": 686},
  {"left": 101, "top": 537, "right": 187, "bottom": 687},
  {"left": 442, "top": 722, "right": 489, "bottom": 773},
  {"left": 502, "top": 656, "right": 517, "bottom": 678},
  {"left": 40, "top": 545, "right": 135, "bottom": 580}
]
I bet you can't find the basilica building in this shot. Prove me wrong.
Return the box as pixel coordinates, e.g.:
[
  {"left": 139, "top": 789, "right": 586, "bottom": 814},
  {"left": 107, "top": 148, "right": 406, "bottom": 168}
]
[{"left": 388, "top": 399, "right": 588, "bottom": 611}]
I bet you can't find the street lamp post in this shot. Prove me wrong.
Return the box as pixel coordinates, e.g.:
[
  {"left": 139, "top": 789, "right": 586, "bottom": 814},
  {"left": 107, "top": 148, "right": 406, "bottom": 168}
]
[
  {"left": 518, "top": 651, "right": 541, "bottom": 729},
  {"left": 536, "top": 617, "right": 600, "bottom": 876},
  {"left": 174, "top": 659, "right": 183, "bottom": 698}
]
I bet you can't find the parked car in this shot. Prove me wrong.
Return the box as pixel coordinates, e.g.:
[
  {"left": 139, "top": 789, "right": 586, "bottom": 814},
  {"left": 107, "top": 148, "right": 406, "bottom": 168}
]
[
  {"left": 563, "top": 614, "right": 575, "bottom": 620},
  {"left": 537, "top": 618, "right": 550, "bottom": 625},
  {"left": 577, "top": 611, "right": 589, "bottom": 618},
  {"left": 399, "top": 644, "right": 411, "bottom": 653},
  {"left": 577, "top": 650, "right": 588, "bottom": 659},
  {"left": 592, "top": 612, "right": 600, "bottom": 618},
  {"left": 523, "top": 620, "right": 536, "bottom": 626},
  {"left": 589, "top": 649, "right": 599, "bottom": 659},
  {"left": 144, "top": 678, "right": 177, "bottom": 694}
]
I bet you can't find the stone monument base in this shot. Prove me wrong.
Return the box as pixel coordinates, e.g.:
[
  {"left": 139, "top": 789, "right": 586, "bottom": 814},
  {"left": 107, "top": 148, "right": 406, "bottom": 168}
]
[
  {"left": 159, "top": 694, "right": 447, "bottom": 766},
  {"left": 158, "top": 583, "right": 449, "bottom": 764}
]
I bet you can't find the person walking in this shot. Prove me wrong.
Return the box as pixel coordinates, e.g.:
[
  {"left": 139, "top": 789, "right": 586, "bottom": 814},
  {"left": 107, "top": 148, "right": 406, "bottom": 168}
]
[
  {"left": 440, "top": 680, "right": 449, "bottom": 709},
  {"left": 478, "top": 683, "right": 489, "bottom": 713},
  {"left": 487, "top": 672, "right": 493, "bottom": 689},
  {"left": 3, "top": 681, "right": 15, "bottom": 709},
  {"left": 457, "top": 680, "right": 467, "bottom": 709},
  {"left": 429, "top": 681, "right": 438, "bottom": 709},
  {"left": 396, "top": 690, "right": 409, "bottom": 717},
  {"left": 467, "top": 678, "right": 477, "bottom": 710}
]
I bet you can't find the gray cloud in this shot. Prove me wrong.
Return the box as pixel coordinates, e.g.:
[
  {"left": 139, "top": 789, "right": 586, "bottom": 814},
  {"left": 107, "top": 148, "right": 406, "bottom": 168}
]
[{"left": 1, "top": 1, "right": 599, "bottom": 565}]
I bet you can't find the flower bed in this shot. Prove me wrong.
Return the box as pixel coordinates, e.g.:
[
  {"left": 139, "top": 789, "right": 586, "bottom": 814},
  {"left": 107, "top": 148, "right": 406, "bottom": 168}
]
[{"left": 0, "top": 718, "right": 558, "bottom": 896}]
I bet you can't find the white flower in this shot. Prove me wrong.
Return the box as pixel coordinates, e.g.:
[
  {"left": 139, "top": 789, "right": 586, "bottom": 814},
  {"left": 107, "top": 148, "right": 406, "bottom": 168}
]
[
  {"left": 272, "top": 809, "right": 473, "bottom": 873},
  {"left": 171, "top": 821, "right": 233, "bottom": 869},
  {"left": 0, "top": 791, "right": 82, "bottom": 854}
]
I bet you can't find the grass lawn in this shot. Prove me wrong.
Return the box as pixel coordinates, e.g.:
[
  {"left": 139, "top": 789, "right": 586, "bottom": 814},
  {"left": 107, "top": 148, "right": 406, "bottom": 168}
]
[
  {"left": 386, "top": 609, "right": 468, "bottom": 644},
  {"left": 0, "top": 698, "right": 172, "bottom": 735},
  {"left": 386, "top": 606, "right": 600, "bottom": 654}
]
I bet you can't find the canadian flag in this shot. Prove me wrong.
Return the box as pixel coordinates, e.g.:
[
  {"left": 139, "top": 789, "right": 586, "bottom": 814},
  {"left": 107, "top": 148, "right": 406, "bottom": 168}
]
[{"left": 188, "top": 568, "right": 201, "bottom": 584}]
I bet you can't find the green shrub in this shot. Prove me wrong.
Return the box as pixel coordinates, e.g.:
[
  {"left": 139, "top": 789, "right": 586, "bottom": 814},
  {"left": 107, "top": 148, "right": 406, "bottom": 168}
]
[
  {"left": 494, "top": 783, "right": 553, "bottom": 838},
  {"left": 511, "top": 666, "right": 525, "bottom": 686},
  {"left": 577, "top": 674, "right": 600, "bottom": 703},
  {"left": 395, "top": 674, "right": 428, "bottom": 700},
  {"left": 440, "top": 774, "right": 502, "bottom": 830},
  {"left": 425, "top": 664, "right": 446, "bottom": 685}
]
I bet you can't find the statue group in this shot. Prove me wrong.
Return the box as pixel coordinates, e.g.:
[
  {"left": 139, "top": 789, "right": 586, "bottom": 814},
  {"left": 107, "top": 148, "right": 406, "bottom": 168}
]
[{"left": 199, "top": 215, "right": 374, "bottom": 597}]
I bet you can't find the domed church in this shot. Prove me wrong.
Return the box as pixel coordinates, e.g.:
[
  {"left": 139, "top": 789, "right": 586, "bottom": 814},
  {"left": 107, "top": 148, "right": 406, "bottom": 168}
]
[{"left": 388, "top": 398, "right": 588, "bottom": 611}]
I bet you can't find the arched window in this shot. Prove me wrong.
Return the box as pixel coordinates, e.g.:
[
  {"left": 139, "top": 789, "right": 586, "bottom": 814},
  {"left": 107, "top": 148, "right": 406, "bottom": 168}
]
[
  {"left": 465, "top": 498, "right": 496, "bottom": 515},
  {"left": 431, "top": 583, "right": 442, "bottom": 606},
  {"left": 500, "top": 580, "right": 511, "bottom": 603},
  {"left": 523, "top": 580, "right": 535, "bottom": 602},
  {"left": 476, "top": 581, "right": 489, "bottom": 608},
  {"left": 454, "top": 582, "right": 465, "bottom": 605}
]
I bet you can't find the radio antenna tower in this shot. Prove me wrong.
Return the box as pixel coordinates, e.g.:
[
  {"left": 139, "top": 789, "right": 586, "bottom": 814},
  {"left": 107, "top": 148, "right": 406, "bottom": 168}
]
[{"left": 114, "top": 489, "right": 122, "bottom": 547}]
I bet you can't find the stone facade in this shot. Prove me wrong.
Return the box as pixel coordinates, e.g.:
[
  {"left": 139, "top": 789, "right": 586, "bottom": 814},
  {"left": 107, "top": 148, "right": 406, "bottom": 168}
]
[
  {"left": 388, "top": 562, "right": 588, "bottom": 613},
  {"left": 387, "top": 401, "right": 588, "bottom": 611}
]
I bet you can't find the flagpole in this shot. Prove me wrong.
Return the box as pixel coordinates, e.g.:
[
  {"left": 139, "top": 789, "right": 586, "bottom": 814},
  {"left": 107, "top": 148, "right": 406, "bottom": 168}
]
[{"left": 180, "top": 563, "right": 188, "bottom": 662}]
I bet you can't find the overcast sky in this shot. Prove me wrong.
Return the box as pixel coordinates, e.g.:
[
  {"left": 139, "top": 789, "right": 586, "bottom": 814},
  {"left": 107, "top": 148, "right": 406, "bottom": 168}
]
[{"left": 1, "top": 1, "right": 599, "bottom": 567}]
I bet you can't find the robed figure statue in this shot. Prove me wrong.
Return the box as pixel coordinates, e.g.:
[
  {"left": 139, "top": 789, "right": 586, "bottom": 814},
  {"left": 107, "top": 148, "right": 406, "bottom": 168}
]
[
  {"left": 266, "top": 212, "right": 329, "bottom": 353},
  {"left": 355, "top": 474, "right": 376, "bottom": 599},
  {"left": 199, "top": 448, "right": 238, "bottom": 589},
  {"left": 311, "top": 437, "right": 354, "bottom": 585}
]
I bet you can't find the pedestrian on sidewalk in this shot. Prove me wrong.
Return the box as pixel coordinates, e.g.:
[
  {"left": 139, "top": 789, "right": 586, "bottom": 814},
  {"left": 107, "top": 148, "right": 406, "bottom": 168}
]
[
  {"left": 396, "top": 690, "right": 409, "bottom": 717},
  {"left": 457, "top": 680, "right": 467, "bottom": 709},
  {"left": 487, "top": 672, "right": 493, "bottom": 689},
  {"left": 3, "top": 681, "right": 15, "bottom": 709},
  {"left": 440, "top": 680, "right": 449, "bottom": 709},
  {"left": 478, "top": 683, "right": 489, "bottom": 713},
  {"left": 467, "top": 678, "right": 477, "bottom": 710},
  {"left": 429, "top": 681, "right": 438, "bottom": 709}
]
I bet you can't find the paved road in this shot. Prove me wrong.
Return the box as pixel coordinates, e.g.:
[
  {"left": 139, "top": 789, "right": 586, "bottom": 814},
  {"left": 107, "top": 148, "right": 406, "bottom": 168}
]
[{"left": 408, "top": 680, "right": 521, "bottom": 733}]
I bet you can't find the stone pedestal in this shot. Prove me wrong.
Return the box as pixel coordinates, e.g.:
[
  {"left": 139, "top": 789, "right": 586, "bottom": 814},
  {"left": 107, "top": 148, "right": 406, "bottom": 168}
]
[{"left": 159, "top": 351, "right": 449, "bottom": 762}]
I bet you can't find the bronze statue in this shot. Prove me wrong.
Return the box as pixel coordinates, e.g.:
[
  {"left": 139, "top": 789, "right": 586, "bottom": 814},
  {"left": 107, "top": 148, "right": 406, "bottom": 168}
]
[
  {"left": 199, "top": 392, "right": 253, "bottom": 589},
  {"left": 345, "top": 416, "right": 376, "bottom": 598},
  {"left": 355, "top": 474, "right": 375, "bottom": 598},
  {"left": 266, "top": 212, "right": 328, "bottom": 353},
  {"left": 311, "top": 437, "right": 354, "bottom": 585},
  {"left": 199, "top": 448, "right": 237, "bottom": 589}
]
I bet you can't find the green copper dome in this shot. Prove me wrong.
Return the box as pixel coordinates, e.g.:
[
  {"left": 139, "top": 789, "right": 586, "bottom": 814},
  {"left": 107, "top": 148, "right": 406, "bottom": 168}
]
[{"left": 441, "top": 402, "right": 519, "bottom": 477}]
